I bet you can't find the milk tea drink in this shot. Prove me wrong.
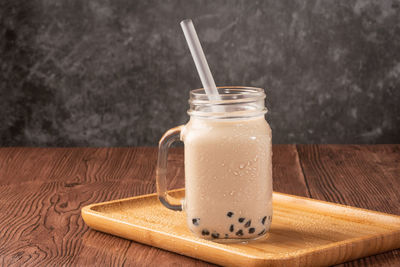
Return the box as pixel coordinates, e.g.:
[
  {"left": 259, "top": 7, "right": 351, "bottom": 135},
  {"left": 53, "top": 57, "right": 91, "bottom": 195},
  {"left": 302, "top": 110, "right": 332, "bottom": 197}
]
[
  {"left": 156, "top": 87, "right": 272, "bottom": 241},
  {"left": 182, "top": 116, "right": 272, "bottom": 239}
]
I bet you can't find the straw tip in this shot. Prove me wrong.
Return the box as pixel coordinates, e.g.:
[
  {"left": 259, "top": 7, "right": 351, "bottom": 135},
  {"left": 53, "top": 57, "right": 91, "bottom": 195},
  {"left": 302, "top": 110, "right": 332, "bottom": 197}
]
[{"left": 180, "top": 19, "right": 193, "bottom": 26}]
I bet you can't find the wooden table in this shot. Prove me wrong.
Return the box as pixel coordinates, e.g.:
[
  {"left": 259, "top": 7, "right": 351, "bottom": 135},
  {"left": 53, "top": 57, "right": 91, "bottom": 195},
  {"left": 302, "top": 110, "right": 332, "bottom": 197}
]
[{"left": 0, "top": 145, "right": 399, "bottom": 266}]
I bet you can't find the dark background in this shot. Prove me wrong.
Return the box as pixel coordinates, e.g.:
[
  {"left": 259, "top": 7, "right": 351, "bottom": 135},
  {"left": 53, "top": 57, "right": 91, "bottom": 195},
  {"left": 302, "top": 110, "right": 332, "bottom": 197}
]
[{"left": 0, "top": 0, "right": 399, "bottom": 146}]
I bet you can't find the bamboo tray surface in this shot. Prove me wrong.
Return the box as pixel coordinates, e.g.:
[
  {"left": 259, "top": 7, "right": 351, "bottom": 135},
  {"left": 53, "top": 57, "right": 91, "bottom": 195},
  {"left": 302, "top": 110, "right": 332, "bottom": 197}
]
[{"left": 81, "top": 189, "right": 400, "bottom": 267}]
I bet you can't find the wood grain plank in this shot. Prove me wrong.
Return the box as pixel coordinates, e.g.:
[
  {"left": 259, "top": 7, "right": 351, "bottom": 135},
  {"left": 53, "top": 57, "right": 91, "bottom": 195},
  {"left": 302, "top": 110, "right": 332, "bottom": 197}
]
[
  {"left": 296, "top": 145, "right": 400, "bottom": 214},
  {"left": 297, "top": 144, "right": 400, "bottom": 267},
  {"left": 272, "top": 144, "right": 310, "bottom": 197}
]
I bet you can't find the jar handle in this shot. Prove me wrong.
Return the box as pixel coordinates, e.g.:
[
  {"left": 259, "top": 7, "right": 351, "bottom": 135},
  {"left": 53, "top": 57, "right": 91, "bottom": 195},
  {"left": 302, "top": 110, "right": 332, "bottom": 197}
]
[{"left": 156, "top": 125, "right": 184, "bottom": 211}]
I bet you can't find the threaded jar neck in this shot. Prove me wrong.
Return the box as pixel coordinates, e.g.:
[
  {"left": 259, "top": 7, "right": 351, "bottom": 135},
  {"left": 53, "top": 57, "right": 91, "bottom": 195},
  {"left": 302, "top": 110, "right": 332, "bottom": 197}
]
[{"left": 188, "top": 86, "right": 267, "bottom": 119}]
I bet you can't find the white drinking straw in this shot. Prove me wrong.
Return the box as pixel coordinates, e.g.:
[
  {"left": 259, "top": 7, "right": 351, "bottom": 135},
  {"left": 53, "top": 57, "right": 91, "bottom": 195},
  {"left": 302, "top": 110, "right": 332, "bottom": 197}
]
[{"left": 180, "top": 19, "right": 221, "bottom": 102}]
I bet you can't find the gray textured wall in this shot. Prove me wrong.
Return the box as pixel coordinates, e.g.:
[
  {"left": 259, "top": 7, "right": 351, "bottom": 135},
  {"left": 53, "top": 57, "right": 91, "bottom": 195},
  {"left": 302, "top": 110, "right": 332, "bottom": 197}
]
[{"left": 0, "top": 0, "right": 399, "bottom": 146}]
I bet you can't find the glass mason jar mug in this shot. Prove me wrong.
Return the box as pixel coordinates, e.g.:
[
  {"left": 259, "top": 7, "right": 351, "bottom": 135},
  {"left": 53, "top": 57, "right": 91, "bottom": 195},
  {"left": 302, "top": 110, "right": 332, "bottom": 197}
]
[{"left": 156, "top": 86, "right": 272, "bottom": 242}]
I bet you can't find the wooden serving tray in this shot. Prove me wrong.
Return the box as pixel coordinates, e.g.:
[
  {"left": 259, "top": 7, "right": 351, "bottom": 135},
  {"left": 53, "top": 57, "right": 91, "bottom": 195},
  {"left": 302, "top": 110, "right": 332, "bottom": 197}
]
[{"left": 81, "top": 189, "right": 400, "bottom": 266}]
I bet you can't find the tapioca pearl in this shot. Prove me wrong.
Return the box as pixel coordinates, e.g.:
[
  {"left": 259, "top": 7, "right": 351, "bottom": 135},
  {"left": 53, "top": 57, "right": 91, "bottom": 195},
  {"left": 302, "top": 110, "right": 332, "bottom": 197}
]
[
  {"left": 202, "top": 229, "right": 210, "bottom": 236},
  {"left": 229, "top": 224, "right": 234, "bottom": 232},
  {"left": 211, "top": 233, "right": 220, "bottom": 238},
  {"left": 244, "top": 220, "right": 251, "bottom": 228},
  {"left": 227, "top": 211, "right": 234, "bottom": 218},
  {"left": 262, "top": 216, "right": 267, "bottom": 225},
  {"left": 238, "top": 217, "right": 245, "bottom": 223},
  {"left": 192, "top": 218, "right": 200, "bottom": 226},
  {"left": 248, "top": 228, "right": 255, "bottom": 234},
  {"left": 236, "top": 229, "right": 244, "bottom": 236}
]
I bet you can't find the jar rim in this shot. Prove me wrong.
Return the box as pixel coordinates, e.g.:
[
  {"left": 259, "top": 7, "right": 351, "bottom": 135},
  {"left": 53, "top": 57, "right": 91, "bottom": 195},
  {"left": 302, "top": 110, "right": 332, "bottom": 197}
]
[
  {"left": 190, "top": 86, "right": 265, "bottom": 101},
  {"left": 188, "top": 86, "right": 267, "bottom": 119}
]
